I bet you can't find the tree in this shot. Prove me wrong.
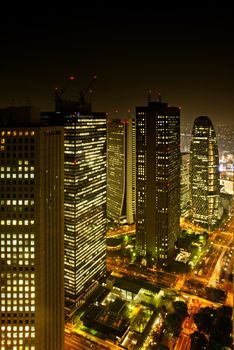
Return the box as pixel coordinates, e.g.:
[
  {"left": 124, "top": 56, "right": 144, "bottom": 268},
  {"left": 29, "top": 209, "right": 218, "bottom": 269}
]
[
  {"left": 193, "top": 307, "right": 216, "bottom": 334},
  {"left": 210, "top": 315, "right": 232, "bottom": 348},
  {"left": 193, "top": 306, "right": 233, "bottom": 349},
  {"left": 165, "top": 313, "right": 182, "bottom": 337},
  {"left": 216, "top": 305, "right": 232, "bottom": 319},
  {"left": 190, "top": 331, "right": 208, "bottom": 350},
  {"left": 172, "top": 301, "right": 189, "bottom": 319}
]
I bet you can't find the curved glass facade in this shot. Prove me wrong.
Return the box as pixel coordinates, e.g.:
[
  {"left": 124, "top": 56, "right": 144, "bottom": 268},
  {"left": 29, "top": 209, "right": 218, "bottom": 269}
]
[{"left": 190, "top": 116, "right": 220, "bottom": 228}]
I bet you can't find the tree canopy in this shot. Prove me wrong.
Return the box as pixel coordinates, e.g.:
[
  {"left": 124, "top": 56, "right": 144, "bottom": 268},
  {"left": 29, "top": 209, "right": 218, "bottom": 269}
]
[
  {"left": 190, "top": 331, "right": 208, "bottom": 350},
  {"left": 193, "top": 306, "right": 233, "bottom": 348}
]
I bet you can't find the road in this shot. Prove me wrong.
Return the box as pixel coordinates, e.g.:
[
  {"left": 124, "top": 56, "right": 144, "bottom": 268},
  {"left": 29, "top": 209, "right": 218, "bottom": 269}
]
[
  {"left": 174, "top": 296, "right": 215, "bottom": 350},
  {"left": 67, "top": 215, "right": 233, "bottom": 350},
  {"left": 65, "top": 327, "right": 122, "bottom": 350},
  {"left": 174, "top": 333, "right": 190, "bottom": 350},
  {"left": 65, "top": 333, "right": 97, "bottom": 350},
  {"left": 208, "top": 236, "right": 233, "bottom": 287},
  {"left": 107, "top": 259, "right": 177, "bottom": 289},
  {"left": 178, "top": 215, "right": 233, "bottom": 302},
  {"left": 108, "top": 216, "right": 233, "bottom": 296},
  {"left": 106, "top": 224, "right": 135, "bottom": 238}
]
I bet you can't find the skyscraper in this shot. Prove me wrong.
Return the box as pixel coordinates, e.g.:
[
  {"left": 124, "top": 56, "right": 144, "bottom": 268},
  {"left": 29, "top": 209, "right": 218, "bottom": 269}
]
[
  {"left": 64, "top": 112, "right": 107, "bottom": 312},
  {"left": 107, "top": 117, "right": 135, "bottom": 224},
  {"left": 190, "top": 116, "right": 220, "bottom": 228},
  {"left": 136, "top": 100, "right": 180, "bottom": 266},
  {"left": 0, "top": 106, "right": 64, "bottom": 350},
  {"left": 181, "top": 152, "right": 190, "bottom": 216}
]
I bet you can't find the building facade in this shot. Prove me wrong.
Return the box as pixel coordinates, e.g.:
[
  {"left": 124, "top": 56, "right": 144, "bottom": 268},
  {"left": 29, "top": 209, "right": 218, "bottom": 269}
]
[
  {"left": 181, "top": 152, "right": 190, "bottom": 216},
  {"left": 64, "top": 112, "right": 107, "bottom": 312},
  {"left": 136, "top": 101, "right": 180, "bottom": 265},
  {"left": 107, "top": 117, "right": 135, "bottom": 224},
  {"left": 0, "top": 107, "right": 64, "bottom": 350},
  {"left": 190, "top": 116, "right": 220, "bottom": 228}
]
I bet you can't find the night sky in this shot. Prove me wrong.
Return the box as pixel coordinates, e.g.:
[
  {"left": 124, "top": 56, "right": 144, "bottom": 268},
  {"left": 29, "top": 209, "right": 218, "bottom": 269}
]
[{"left": 1, "top": 3, "right": 233, "bottom": 125}]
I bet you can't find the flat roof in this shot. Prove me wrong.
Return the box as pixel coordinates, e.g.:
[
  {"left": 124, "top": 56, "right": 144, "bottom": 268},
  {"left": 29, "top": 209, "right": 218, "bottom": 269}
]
[
  {"left": 109, "top": 299, "right": 126, "bottom": 314},
  {"left": 114, "top": 276, "right": 161, "bottom": 295},
  {"left": 114, "top": 277, "right": 141, "bottom": 294},
  {"left": 81, "top": 304, "right": 130, "bottom": 338}
]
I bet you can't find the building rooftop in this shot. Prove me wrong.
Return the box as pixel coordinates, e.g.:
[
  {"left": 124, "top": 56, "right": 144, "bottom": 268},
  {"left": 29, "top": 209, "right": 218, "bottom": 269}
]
[
  {"left": 81, "top": 304, "right": 130, "bottom": 340},
  {"left": 114, "top": 276, "right": 161, "bottom": 295},
  {"left": 108, "top": 299, "right": 126, "bottom": 314},
  {"left": 114, "top": 277, "right": 141, "bottom": 295},
  {"left": 0, "top": 106, "right": 40, "bottom": 126}
]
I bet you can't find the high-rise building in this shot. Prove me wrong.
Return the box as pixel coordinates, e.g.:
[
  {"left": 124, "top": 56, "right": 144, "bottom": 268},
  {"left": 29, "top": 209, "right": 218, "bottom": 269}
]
[
  {"left": 190, "top": 116, "right": 220, "bottom": 228},
  {"left": 181, "top": 152, "right": 190, "bottom": 216},
  {"left": 64, "top": 112, "right": 107, "bottom": 312},
  {"left": 0, "top": 106, "right": 64, "bottom": 350},
  {"left": 136, "top": 100, "right": 180, "bottom": 265},
  {"left": 107, "top": 117, "right": 135, "bottom": 224}
]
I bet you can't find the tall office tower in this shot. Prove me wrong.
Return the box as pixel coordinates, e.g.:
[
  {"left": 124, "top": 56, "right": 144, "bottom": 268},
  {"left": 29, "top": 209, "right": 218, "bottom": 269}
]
[
  {"left": 136, "top": 100, "right": 180, "bottom": 265},
  {"left": 131, "top": 118, "right": 136, "bottom": 220},
  {"left": 181, "top": 152, "right": 190, "bottom": 216},
  {"left": 107, "top": 117, "right": 135, "bottom": 224},
  {"left": 190, "top": 116, "right": 220, "bottom": 228},
  {"left": 0, "top": 107, "right": 64, "bottom": 350},
  {"left": 64, "top": 112, "right": 107, "bottom": 312},
  {"left": 181, "top": 122, "right": 192, "bottom": 152}
]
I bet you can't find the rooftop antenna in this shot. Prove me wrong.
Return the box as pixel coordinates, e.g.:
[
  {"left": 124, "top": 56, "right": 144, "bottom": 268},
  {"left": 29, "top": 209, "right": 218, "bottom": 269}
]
[
  {"left": 89, "top": 89, "right": 93, "bottom": 104},
  {"left": 26, "top": 96, "right": 30, "bottom": 106},
  {"left": 148, "top": 90, "right": 152, "bottom": 103},
  {"left": 158, "top": 92, "right": 162, "bottom": 103}
]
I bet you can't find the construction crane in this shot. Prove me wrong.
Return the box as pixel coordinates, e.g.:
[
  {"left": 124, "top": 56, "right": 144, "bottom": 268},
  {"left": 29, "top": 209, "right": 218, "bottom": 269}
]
[
  {"left": 54, "top": 75, "right": 75, "bottom": 101},
  {"left": 55, "top": 75, "right": 97, "bottom": 113},
  {"left": 54, "top": 76, "right": 76, "bottom": 112},
  {"left": 78, "top": 75, "right": 97, "bottom": 107}
]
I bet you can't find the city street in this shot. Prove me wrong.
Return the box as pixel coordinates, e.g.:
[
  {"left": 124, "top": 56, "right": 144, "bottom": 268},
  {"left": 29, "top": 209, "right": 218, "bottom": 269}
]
[
  {"left": 67, "top": 213, "right": 233, "bottom": 349},
  {"left": 65, "top": 333, "right": 93, "bottom": 350},
  {"left": 174, "top": 333, "right": 190, "bottom": 350}
]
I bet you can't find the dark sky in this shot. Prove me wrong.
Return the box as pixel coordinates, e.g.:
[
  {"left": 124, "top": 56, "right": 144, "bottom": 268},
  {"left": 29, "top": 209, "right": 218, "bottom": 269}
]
[{"left": 0, "top": 3, "right": 233, "bottom": 125}]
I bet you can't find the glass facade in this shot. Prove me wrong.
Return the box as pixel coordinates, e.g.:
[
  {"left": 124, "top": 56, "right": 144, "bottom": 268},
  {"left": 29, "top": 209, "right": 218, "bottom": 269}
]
[
  {"left": 107, "top": 119, "right": 126, "bottom": 222},
  {"left": 107, "top": 118, "right": 135, "bottom": 224},
  {"left": 190, "top": 116, "right": 220, "bottom": 228},
  {"left": 0, "top": 126, "right": 64, "bottom": 350},
  {"left": 136, "top": 102, "right": 180, "bottom": 265},
  {"left": 181, "top": 152, "right": 190, "bottom": 216},
  {"left": 64, "top": 113, "right": 107, "bottom": 311}
]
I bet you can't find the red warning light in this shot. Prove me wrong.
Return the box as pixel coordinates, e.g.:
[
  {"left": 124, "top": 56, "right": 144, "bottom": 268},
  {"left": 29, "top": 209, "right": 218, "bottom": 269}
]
[{"left": 69, "top": 76, "right": 75, "bottom": 80}]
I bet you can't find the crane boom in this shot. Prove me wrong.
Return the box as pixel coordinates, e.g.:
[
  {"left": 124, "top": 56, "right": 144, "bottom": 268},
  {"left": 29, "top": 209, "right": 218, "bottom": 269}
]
[
  {"left": 79, "top": 75, "right": 97, "bottom": 106},
  {"left": 55, "top": 76, "right": 75, "bottom": 100},
  {"left": 55, "top": 75, "right": 97, "bottom": 113}
]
